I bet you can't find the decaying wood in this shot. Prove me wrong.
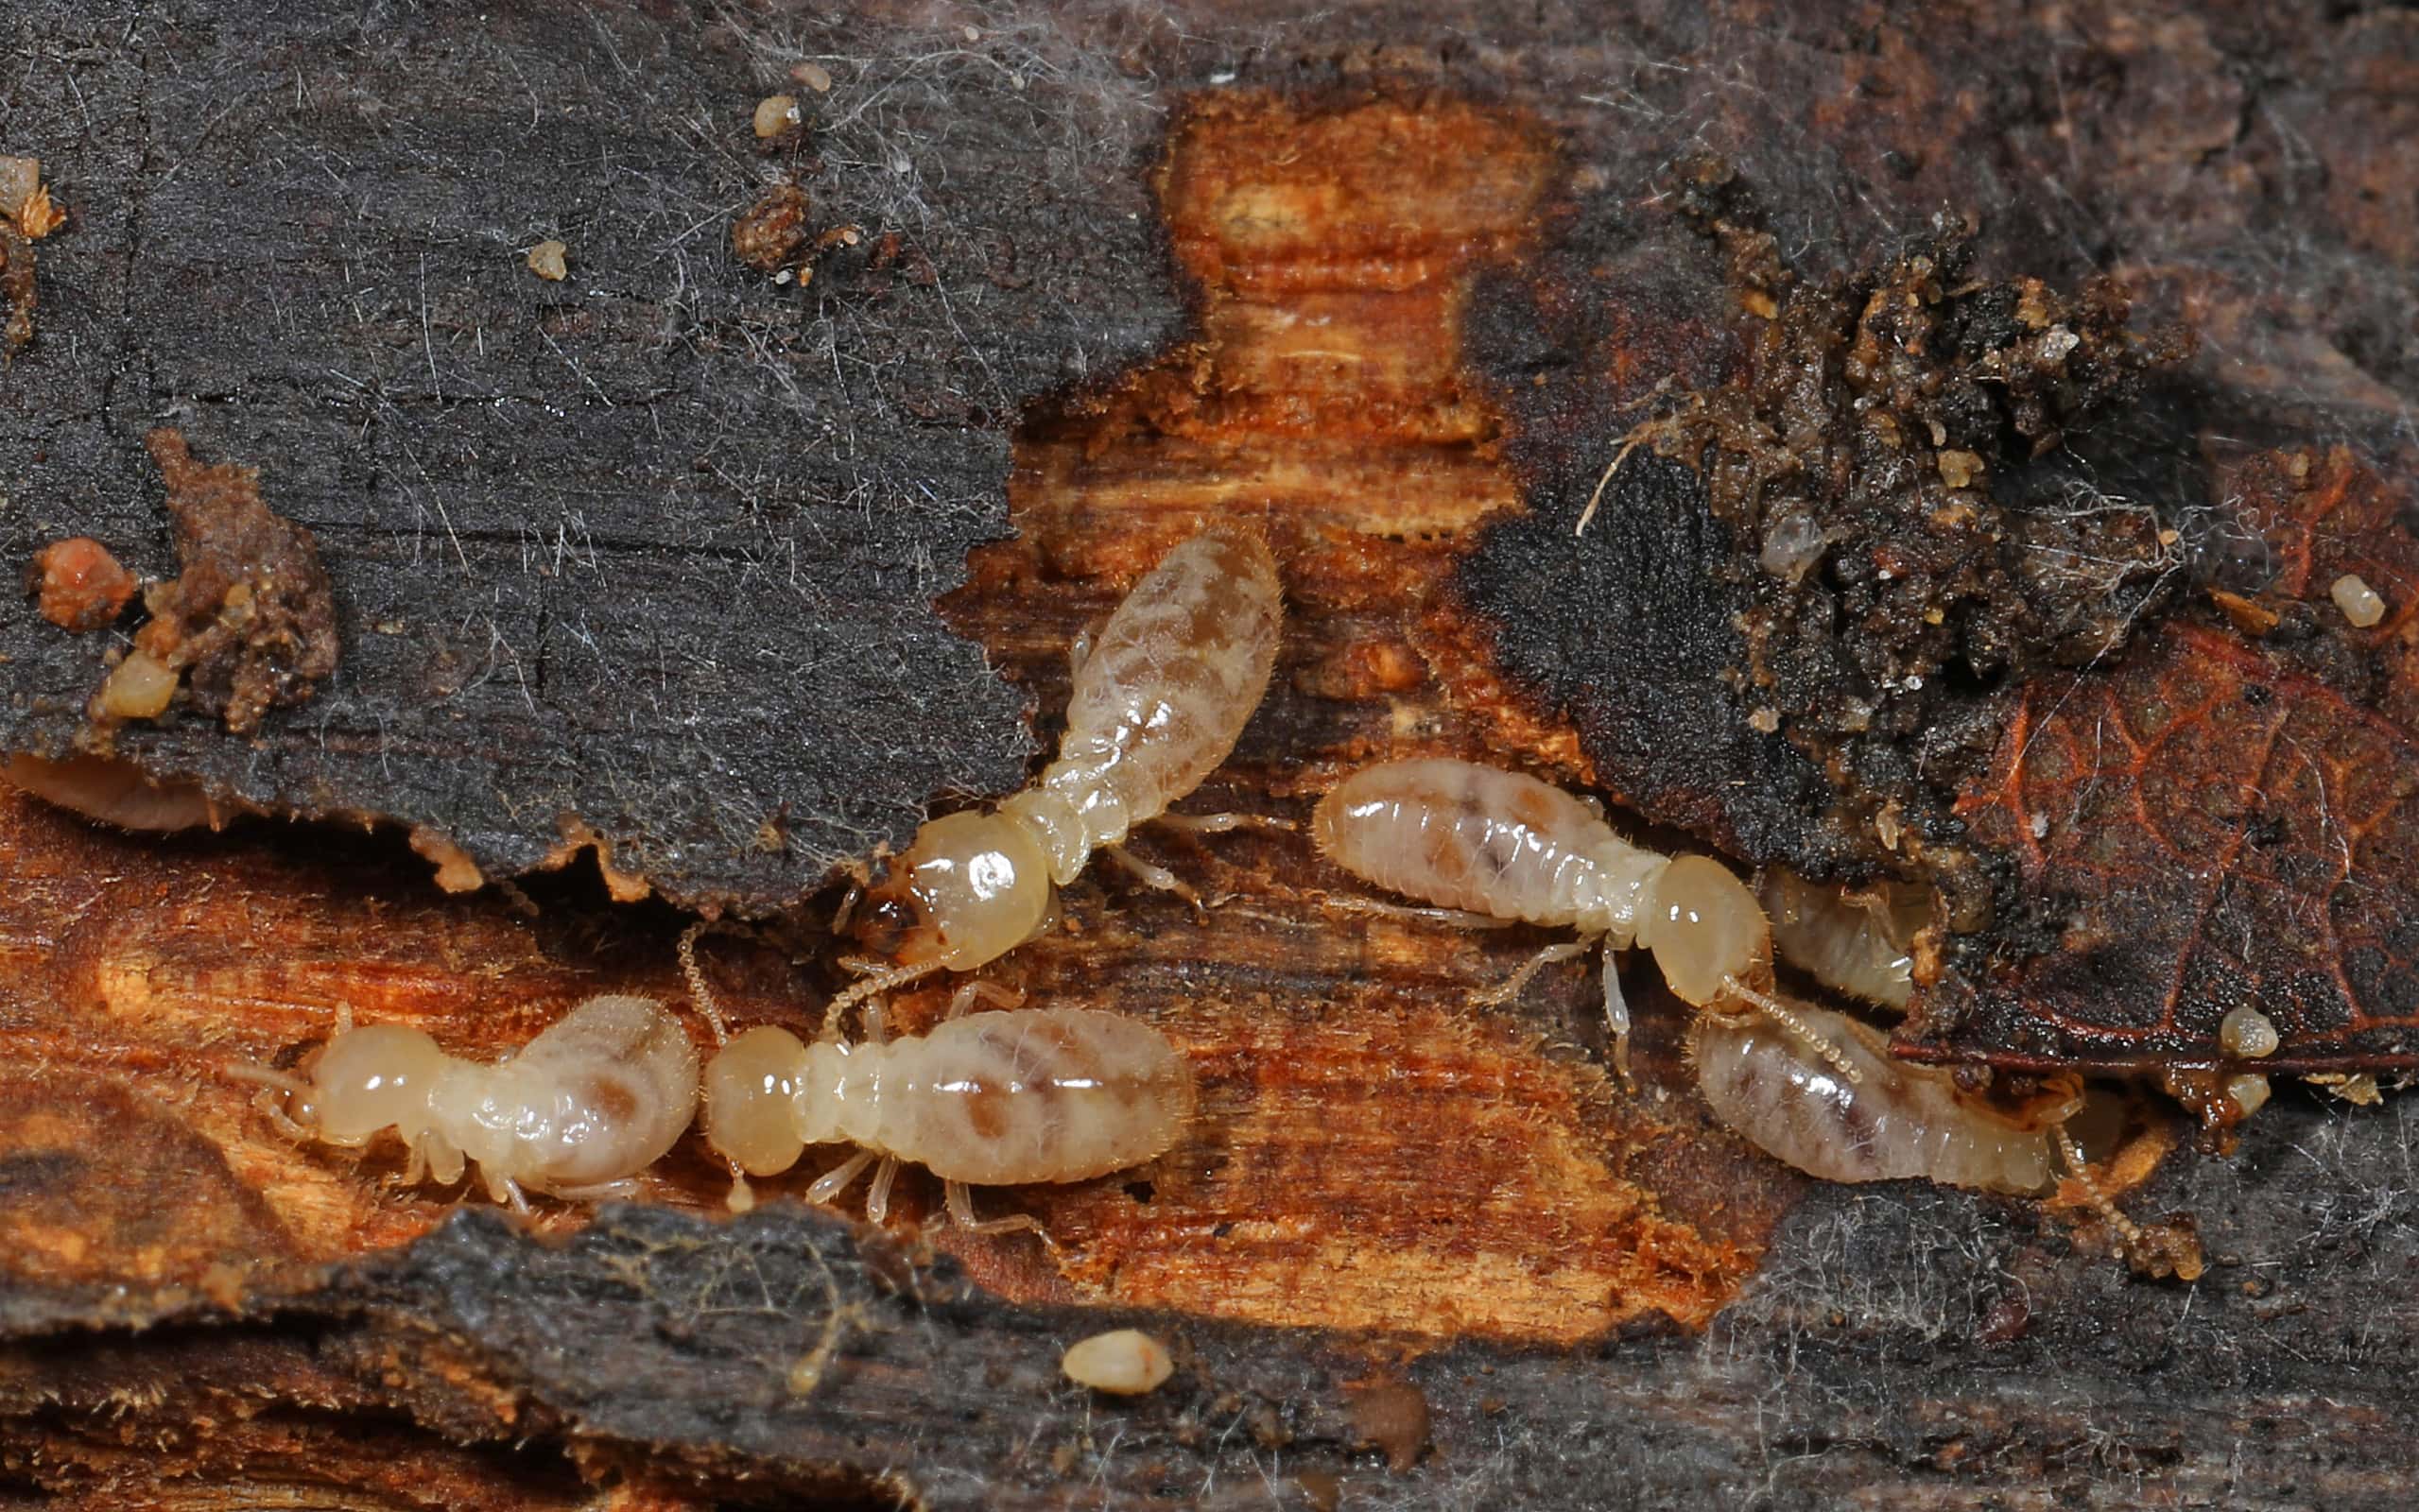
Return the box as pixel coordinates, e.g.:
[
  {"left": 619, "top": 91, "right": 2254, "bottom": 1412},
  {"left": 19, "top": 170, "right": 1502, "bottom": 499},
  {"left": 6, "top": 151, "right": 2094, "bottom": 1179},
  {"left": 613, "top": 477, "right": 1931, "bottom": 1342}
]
[
  {"left": 0, "top": 0, "right": 1186, "bottom": 910},
  {"left": 4, "top": 1, "right": 2419, "bottom": 1507}
]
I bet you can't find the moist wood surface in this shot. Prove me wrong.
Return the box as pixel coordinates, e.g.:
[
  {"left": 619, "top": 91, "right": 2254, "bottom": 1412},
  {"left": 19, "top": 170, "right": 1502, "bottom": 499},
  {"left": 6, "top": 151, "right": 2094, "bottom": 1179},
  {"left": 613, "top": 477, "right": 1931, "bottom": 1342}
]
[{"left": 4, "top": 2, "right": 2419, "bottom": 1508}]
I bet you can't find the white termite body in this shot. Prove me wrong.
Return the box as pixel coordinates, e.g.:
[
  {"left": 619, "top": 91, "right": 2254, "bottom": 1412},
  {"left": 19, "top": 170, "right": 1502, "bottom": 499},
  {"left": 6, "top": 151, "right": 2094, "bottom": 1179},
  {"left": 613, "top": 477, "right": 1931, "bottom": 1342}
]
[
  {"left": 1760, "top": 867, "right": 1927, "bottom": 1010},
  {"left": 1310, "top": 757, "right": 1769, "bottom": 1075},
  {"left": 1689, "top": 1001, "right": 2066, "bottom": 1193},
  {"left": 240, "top": 994, "right": 700, "bottom": 1210},
  {"left": 850, "top": 527, "right": 1283, "bottom": 984},
  {"left": 702, "top": 986, "right": 1197, "bottom": 1231},
  {"left": 1312, "top": 756, "right": 2071, "bottom": 1195}
]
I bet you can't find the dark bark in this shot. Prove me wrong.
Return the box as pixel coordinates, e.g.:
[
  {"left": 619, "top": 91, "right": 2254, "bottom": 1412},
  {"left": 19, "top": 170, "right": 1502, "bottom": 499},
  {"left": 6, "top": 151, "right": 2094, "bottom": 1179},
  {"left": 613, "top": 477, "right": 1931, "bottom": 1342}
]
[{"left": 3, "top": 2, "right": 2418, "bottom": 1509}]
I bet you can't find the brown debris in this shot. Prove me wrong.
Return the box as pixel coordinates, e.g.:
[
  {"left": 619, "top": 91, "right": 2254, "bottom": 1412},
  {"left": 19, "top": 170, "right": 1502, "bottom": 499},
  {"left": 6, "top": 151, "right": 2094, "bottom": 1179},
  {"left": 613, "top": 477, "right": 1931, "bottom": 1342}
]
[
  {"left": 1347, "top": 1379, "right": 1432, "bottom": 1472},
  {"left": 84, "top": 430, "right": 339, "bottom": 744},
  {"left": 26, "top": 536, "right": 137, "bottom": 631},
  {"left": 730, "top": 181, "right": 812, "bottom": 274},
  {"left": 1635, "top": 156, "right": 2196, "bottom": 924},
  {"left": 1, "top": 219, "right": 31, "bottom": 352}
]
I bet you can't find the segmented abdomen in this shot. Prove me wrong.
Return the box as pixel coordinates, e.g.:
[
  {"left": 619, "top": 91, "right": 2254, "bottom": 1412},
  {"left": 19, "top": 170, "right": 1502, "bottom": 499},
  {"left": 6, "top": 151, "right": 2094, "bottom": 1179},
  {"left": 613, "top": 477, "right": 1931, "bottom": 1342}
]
[
  {"left": 488, "top": 995, "right": 700, "bottom": 1191},
  {"left": 1028, "top": 529, "right": 1282, "bottom": 858},
  {"left": 1689, "top": 1004, "right": 2054, "bottom": 1193},
  {"left": 876, "top": 1008, "right": 1196, "bottom": 1185},
  {"left": 1311, "top": 758, "right": 1607, "bottom": 927}
]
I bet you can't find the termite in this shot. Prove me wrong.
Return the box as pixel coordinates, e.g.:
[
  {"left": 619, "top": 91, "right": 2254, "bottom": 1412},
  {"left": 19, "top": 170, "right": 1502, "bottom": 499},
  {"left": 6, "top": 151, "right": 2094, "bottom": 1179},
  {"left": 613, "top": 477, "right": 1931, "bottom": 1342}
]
[
  {"left": 685, "top": 927, "right": 1196, "bottom": 1235},
  {"left": 4, "top": 751, "right": 237, "bottom": 832},
  {"left": 839, "top": 525, "right": 1284, "bottom": 1009},
  {"left": 1310, "top": 757, "right": 2107, "bottom": 1199},
  {"left": 233, "top": 994, "right": 700, "bottom": 1211},
  {"left": 1689, "top": 999, "right": 2073, "bottom": 1192},
  {"left": 1309, "top": 756, "right": 1794, "bottom": 1082},
  {"left": 1759, "top": 866, "right": 1928, "bottom": 1010}
]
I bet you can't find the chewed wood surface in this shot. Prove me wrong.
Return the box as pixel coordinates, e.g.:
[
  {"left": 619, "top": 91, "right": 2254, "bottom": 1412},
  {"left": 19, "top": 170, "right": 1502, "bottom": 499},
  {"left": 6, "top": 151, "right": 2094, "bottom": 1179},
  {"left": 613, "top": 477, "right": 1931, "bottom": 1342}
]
[{"left": 6, "top": 2, "right": 2419, "bottom": 1508}]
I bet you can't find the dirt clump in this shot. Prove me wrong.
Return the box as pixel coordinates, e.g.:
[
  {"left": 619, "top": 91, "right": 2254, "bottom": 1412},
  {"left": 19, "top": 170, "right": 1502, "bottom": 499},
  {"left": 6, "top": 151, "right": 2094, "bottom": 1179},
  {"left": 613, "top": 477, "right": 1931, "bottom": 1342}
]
[{"left": 85, "top": 430, "right": 339, "bottom": 744}]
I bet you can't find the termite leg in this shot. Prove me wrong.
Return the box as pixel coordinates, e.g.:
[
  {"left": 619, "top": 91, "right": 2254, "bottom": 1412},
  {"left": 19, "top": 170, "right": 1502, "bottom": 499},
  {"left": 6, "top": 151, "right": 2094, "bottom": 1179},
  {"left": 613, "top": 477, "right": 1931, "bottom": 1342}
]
[
  {"left": 1149, "top": 811, "right": 1298, "bottom": 836},
  {"left": 864, "top": 1155, "right": 901, "bottom": 1225},
  {"left": 1473, "top": 936, "right": 1597, "bottom": 1008},
  {"left": 1720, "top": 977, "right": 1865, "bottom": 1087},
  {"left": 492, "top": 1172, "right": 532, "bottom": 1215},
  {"left": 1104, "top": 843, "right": 1208, "bottom": 919},
  {"left": 806, "top": 1148, "right": 877, "bottom": 1207},
  {"left": 1601, "top": 954, "right": 1634, "bottom": 1087},
  {"left": 1067, "top": 627, "right": 1094, "bottom": 682},
  {"left": 946, "top": 980, "right": 1025, "bottom": 1021},
  {"left": 400, "top": 1143, "right": 429, "bottom": 1186},
  {"left": 1321, "top": 895, "right": 1514, "bottom": 931},
  {"left": 946, "top": 1179, "right": 1057, "bottom": 1246},
  {"left": 335, "top": 1002, "right": 355, "bottom": 1036},
  {"left": 2055, "top": 1125, "right": 2145, "bottom": 1256},
  {"left": 550, "top": 1178, "right": 644, "bottom": 1203}
]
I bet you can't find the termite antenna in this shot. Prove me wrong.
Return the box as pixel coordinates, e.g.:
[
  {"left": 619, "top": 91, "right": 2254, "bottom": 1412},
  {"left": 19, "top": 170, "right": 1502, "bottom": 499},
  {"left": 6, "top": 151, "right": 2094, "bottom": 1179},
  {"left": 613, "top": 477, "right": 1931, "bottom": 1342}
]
[
  {"left": 224, "top": 1062, "right": 315, "bottom": 1099},
  {"left": 1721, "top": 977, "right": 1865, "bottom": 1087},
  {"left": 677, "top": 919, "right": 767, "bottom": 1211},
  {"left": 678, "top": 919, "right": 732, "bottom": 1047},
  {"left": 2054, "top": 1125, "right": 2145, "bottom": 1254},
  {"left": 827, "top": 958, "right": 943, "bottom": 1022}
]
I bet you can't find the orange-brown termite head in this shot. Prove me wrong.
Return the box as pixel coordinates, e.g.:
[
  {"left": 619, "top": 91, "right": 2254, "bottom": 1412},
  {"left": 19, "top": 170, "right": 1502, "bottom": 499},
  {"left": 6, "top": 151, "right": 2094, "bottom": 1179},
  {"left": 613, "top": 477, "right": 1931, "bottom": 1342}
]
[{"left": 849, "top": 808, "right": 1055, "bottom": 971}]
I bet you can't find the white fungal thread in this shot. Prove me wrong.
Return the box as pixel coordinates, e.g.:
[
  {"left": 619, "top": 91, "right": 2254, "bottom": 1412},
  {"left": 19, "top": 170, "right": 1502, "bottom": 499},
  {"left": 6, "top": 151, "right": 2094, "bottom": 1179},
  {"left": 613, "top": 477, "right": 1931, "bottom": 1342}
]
[
  {"left": 232, "top": 995, "right": 700, "bottom": 1211},
  {"left": 843, "top": 526, "right": 1284, "bottom": 1006},
  {"left": 699, "top": 978, "right": 1196, "bottom": 1237}
]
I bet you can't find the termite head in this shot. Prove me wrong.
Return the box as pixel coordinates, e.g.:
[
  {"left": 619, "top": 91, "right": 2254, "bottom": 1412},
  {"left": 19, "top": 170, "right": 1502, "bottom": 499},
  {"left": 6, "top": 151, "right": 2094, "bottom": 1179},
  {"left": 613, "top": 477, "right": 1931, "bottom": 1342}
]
[
  {"left": 1636, "top": 854, "right": 1772, "bottom": 1008},
  {"left": 852, "top": 809, "right": 1053, "bottom": 971},
  {"left": 253, "top": 1023, "right": 448, "bottom": 1148}
]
